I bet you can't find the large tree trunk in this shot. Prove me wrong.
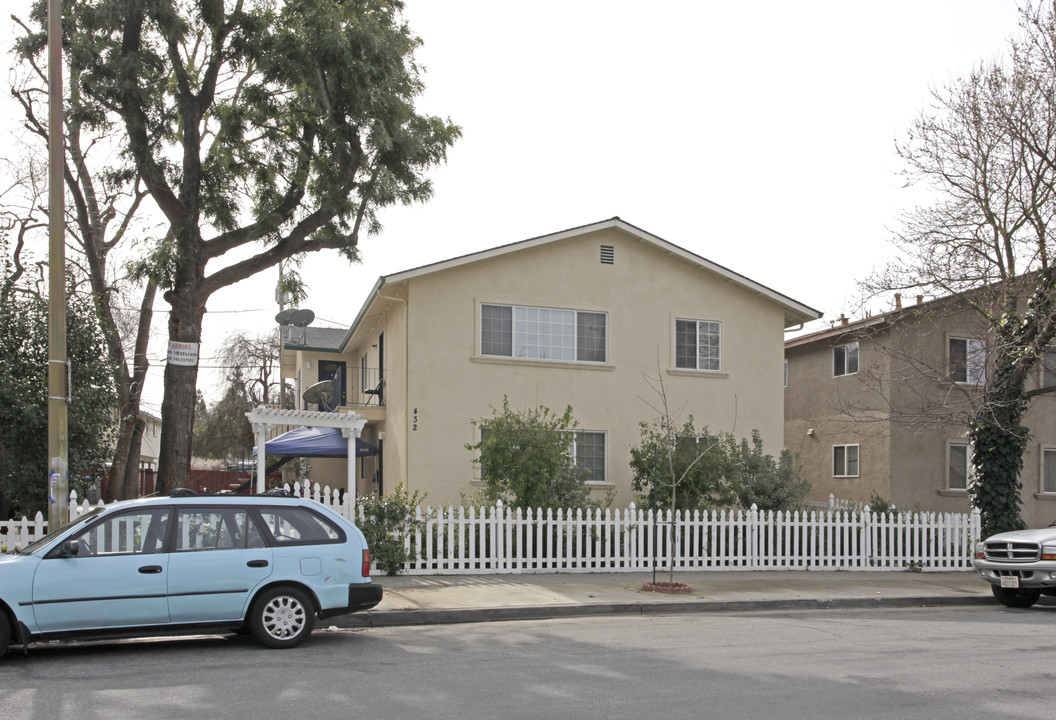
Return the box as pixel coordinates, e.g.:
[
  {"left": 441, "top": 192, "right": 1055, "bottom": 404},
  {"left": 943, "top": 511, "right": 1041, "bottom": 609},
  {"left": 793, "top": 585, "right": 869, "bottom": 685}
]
[{"left": 155, "top": 290, "right": 205, "bottom": 493}]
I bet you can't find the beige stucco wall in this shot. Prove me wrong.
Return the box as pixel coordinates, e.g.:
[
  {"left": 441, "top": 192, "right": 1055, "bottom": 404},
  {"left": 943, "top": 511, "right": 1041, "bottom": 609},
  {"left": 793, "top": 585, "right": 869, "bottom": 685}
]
[{"left": 392, "top": 226, "right": 789, "bottom": 506}]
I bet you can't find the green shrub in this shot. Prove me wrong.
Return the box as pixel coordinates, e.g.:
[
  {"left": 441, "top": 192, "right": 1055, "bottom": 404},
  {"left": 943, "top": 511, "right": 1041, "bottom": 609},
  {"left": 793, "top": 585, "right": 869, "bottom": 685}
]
[
  {"left": 357, "top": 484, "right": 426, "bottom": 575},
  {"left": 466, "top": 398, "right": 594, "bottom": 510}
]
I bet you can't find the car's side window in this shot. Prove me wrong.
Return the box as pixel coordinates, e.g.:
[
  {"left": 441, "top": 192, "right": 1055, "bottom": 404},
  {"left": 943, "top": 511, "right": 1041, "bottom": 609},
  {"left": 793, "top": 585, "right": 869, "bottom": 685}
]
[
  {"left": 175, "top": 509, "right": 264, "bottom": 552},
  {"left": 256, "top": 506, "right": 344, "bottom": 545},
  {"left": 58, "top": 509, "right": 170, "bottom": 557}
]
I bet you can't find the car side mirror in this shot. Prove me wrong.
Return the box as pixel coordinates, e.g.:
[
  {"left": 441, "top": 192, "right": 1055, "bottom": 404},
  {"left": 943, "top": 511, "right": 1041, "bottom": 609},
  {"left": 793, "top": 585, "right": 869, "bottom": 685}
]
[{"left": 59, "top": 540, "right": 80, "bottom": 558}]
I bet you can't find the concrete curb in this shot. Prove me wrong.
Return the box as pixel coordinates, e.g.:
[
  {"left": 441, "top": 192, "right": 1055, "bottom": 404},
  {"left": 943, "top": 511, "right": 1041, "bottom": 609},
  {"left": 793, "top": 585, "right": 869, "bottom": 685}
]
[{"left": 330, "top": 594, "right": 994, "bottom": 629}]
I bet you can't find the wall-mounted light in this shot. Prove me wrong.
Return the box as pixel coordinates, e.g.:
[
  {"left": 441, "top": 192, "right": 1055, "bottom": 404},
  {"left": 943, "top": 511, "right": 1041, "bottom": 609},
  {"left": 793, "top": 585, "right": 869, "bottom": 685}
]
[{"left": 807, "top": 428, "right": 815, "bottom": 436}]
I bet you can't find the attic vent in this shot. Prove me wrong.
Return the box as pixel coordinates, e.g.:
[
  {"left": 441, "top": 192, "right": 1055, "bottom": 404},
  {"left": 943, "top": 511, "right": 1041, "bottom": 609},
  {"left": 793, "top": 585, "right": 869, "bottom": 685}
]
[{"left": 600, "top": 245, "right": 615, "bottom": 265}]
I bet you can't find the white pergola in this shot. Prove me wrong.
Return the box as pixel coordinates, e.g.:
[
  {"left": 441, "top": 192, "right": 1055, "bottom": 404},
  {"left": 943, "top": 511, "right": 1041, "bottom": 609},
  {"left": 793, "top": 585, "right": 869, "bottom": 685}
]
[{"left": 246, "top": 406, "right": 367, "bottom": 503}]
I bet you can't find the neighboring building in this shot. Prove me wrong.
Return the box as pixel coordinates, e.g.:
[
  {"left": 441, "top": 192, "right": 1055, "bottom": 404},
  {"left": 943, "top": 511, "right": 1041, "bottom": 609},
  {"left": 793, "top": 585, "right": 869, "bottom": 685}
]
[
  {"left": 280, "top": 218, "right": 820, "bottom": 505},
  {"left": 784, "top": 292, "right": 1056, "bottom": 527}
]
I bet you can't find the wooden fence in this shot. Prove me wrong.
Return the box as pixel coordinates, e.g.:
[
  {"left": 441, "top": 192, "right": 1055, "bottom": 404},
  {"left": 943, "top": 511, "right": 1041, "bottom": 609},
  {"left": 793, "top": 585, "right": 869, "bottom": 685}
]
[{"left": 1, "top": 486, "right": 981, "bottom": 573}]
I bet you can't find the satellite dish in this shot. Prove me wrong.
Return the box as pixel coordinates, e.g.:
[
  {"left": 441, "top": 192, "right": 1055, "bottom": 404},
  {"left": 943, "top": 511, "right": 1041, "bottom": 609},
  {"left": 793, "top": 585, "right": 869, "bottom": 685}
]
[
  {"left": 288, "top": 309, "right": 315, "bottom": 328},
  {"left": 275, "top": 309, "right": 296, "bottom": 325},
  {"left": 302, "top": 380, "right": 334, "bottom": 408}
]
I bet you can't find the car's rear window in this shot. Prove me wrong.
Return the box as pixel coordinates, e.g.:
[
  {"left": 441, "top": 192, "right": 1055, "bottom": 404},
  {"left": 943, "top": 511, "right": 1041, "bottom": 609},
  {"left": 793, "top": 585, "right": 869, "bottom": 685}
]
[{"left": 255, "top": 506, "right": 345, "bottom": 545}]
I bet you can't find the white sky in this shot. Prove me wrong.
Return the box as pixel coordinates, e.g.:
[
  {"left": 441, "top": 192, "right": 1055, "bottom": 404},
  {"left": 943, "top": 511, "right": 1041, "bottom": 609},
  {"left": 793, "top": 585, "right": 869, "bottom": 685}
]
[{"left": 0, "top": 0, "right": 1028, "bottom": 411}]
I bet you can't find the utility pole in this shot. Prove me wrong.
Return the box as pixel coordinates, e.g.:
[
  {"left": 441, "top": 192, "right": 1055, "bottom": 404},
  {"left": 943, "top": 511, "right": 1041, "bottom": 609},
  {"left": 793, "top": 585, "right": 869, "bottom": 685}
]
[{"left": 47, "top": 0, "right": 69, "bottom": 530}]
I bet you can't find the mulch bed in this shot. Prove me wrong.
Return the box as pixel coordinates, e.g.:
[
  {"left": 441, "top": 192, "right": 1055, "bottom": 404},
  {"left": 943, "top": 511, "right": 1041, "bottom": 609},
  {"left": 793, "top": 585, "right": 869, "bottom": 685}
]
[{"left": 640, "top": 581, "right": 692, "bottom": 594}]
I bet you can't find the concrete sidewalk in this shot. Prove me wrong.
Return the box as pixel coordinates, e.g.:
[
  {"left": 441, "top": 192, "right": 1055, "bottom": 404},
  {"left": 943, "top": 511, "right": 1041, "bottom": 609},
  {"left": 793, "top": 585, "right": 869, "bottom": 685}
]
[{"left": 333, "top": 570, "right": 995, "bottom": 628}]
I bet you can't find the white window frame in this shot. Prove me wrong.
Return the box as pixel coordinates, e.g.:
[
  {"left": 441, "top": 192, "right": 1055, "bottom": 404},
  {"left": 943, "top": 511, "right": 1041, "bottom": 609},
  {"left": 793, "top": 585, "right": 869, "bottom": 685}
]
[
  {"left": 833, "top": 341, "right": 859, "bottom": 377},
  {"left": 949, "top": 337, "right": 985, "bottom": 385},
  {"left": 833, "top": 444, "right": 860, "bottom": 478},
  {"left": 570, "top": 430, "right": 607, "bottom": 484},
  {"left": 675, "top": 318, "right": 722, "bottom": 372},
  {"left": 1042, "top": 446, "right": 1056, "bottom": 495},
  {"left": 947, "top": 441, "right": 972, "bottom": 492},
  {"left": 480, "top": 303, "right": 607, "bottom": 364}
]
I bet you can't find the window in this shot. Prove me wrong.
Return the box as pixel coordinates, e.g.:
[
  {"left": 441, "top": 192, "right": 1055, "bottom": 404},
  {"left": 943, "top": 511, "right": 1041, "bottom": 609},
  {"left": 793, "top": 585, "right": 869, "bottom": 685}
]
[
  {"left": 675, "top": 319, "right": 721, "bottom": 371},
  {"left": 833, "top": 444, "right": 860, "bottom": 478},
  {"left": 833, "top": 342, "right": 859, "bottom": 377},
  {"left": 948, "top": 443, "right": 972, "bottom": 491},
  {"left": 481, "top": 304, "right": 607, "bottom": 363},
  {"left": 175, "top": 509, "right": 265, "bottom": 551},
  {"left": 64, "top": 509, "right": 170, "bottom": 556},
  {"left": 572, "top": 431, "right": 606, "bottom": 483},
  {"left": 1043, "top": 350, "right": 1056, "bottom": 389},
  {"left": 949, "top": 337, "right": 985, "bottom": 384},
  {"left": 1044, "top": 448, "right": 1056, "bottom": 494},
  {"left": 256, "top": 506, "right": 345, "bottom": 545}
]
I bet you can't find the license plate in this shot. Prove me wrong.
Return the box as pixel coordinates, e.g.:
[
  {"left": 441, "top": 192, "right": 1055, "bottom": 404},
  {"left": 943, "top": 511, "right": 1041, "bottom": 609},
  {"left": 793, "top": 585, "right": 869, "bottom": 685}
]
[{"left": 1000, "top": 576, "right": 1020, "bottom": 589}]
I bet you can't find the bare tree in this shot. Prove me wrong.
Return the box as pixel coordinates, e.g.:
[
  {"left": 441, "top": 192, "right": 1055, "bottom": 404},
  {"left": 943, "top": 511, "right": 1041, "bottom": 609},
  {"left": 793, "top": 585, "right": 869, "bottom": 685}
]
[
  {"left": 218, "top": 330, "right": 289, "bottom": 408},
  {"left": 861, "top": 2, "right": 1056, "bottom": 536},
  {"left": 636, "top": 356, "right": 731, "bottom": 585},
  {"left": 10, "top": 22, "right": 162, "bottom": 502}
]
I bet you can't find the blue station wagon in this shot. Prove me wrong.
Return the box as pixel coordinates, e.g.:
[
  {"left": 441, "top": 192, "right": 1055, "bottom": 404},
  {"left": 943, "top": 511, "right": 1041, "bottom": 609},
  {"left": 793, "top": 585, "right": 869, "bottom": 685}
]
[{"left": 0, "top": 494, "right": 382, "bottom": 654}]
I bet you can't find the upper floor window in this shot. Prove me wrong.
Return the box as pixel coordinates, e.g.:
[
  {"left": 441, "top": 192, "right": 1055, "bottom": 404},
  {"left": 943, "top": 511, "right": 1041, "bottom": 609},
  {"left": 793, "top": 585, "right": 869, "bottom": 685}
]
[
  {"left": 948, "top": 442, "right": 972, "bottom": 491},
  {"left": 833, "top": 341, "right": 858, "bottom": 377},
  {"left": 675, "top": 319, "right": 721, "bottom": 371},
  {"left": 481, "top": 304, "right": 607, "bottom": 363},
  {"left": 949, "top": 337, "right": 985, "bottom": 384},
  {"left": 1043, "top": 447, "right": 1056, "bottom": 494},
  {"left": 833, "top": 444, "right": 860, "bottom": 478},
  {"left": 1042, "top": 350, "right": 1056, "bottom": 389}
]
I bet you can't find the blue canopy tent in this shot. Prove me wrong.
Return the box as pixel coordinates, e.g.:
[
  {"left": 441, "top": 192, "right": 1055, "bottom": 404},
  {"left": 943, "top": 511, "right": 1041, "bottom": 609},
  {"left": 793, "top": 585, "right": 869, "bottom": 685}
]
[
  {"left": 259, "top": 426, "right": 376, "bottom": 458},
  {"left": 247, "top": 407, "right": 368, "bottom": 499}
]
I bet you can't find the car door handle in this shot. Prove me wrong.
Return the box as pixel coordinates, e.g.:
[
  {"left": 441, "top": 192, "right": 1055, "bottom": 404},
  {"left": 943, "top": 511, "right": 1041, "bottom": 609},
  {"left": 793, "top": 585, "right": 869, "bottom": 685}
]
[
  {"left": 247, "top": 560, "right": 269, "bottom": 568},
  {"left": 139, "top": 565, "right": 163, "bottom": 574}
]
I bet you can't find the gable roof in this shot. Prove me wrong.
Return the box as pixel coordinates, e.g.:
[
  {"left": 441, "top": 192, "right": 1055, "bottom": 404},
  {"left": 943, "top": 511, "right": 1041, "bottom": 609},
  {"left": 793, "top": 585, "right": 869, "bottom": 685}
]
[{"left": 327, "top": 217, "right": 822, "bottom": 352}]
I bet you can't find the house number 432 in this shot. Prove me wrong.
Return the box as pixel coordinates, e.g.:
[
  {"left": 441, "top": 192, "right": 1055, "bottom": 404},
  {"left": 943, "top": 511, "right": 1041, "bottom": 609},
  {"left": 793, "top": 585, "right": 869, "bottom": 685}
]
[{"left": 413, "top": 408, "right": 419, "bottom": 431}]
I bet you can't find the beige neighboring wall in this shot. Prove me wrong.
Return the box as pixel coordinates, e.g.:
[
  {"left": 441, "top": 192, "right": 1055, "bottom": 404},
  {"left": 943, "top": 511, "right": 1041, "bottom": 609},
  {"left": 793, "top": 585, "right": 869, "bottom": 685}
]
[{"left": 785, "top": 297, "right": 1056, "bottom": 526}]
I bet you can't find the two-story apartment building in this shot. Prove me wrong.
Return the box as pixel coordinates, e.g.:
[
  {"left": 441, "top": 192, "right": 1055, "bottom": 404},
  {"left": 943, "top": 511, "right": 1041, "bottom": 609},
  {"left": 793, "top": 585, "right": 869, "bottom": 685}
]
[
  {"left": 280, "top": 218, "right": 820, "bottom": 505},
  {"left": 785, "top": 292, "right": 1056, "bottom": 527}
]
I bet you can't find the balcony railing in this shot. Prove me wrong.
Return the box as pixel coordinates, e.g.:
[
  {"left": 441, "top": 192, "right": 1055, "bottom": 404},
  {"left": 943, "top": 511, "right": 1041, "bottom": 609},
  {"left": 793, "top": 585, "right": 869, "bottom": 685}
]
[{"left": 299, "top": 366, "right": 384, "bottom": 412}]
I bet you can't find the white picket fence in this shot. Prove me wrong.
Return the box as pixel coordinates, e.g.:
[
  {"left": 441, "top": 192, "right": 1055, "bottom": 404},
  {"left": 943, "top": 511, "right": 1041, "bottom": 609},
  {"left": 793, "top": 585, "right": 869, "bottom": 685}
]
[
  {"left": 0, "top": 495, "right": 103, "bottom": 552},
  {"left": 0, "top": 486, "right": 982, "bottom": 573}
]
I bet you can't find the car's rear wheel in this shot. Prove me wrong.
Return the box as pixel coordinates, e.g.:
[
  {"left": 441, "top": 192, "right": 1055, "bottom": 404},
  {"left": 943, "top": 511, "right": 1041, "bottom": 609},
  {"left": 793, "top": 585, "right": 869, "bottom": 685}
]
[
  {"left": 249, "top": 586, "right": 315, "bottom": 649},
  {"left": 992, "top": 584, "right": 1041, "bottom": 608}
]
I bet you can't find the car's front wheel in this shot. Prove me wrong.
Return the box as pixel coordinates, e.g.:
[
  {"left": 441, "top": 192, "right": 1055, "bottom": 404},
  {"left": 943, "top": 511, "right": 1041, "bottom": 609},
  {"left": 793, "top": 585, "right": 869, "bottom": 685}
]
[
  {"left": 249, "top": 586, "right": 316, "bottom": 649},
  {"left": 992, "top": 584, "right": 1041, "bottom": 608}
]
